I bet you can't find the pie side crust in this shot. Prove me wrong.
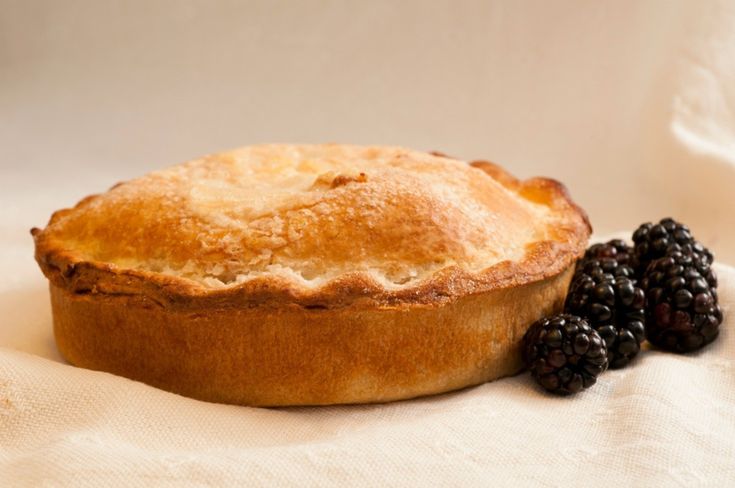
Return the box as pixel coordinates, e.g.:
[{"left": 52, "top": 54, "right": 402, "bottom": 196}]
[{"left": 49, "top": 266, "right": 574, "bottom": 406}]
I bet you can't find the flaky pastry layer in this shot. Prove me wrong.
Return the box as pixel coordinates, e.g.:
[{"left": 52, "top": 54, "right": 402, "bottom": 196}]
[{"left": 33, "top": 144, "right": 590, "bottom": 308}]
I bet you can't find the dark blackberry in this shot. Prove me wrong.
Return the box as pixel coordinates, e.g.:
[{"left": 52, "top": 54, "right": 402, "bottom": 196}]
[
  {"left": 566, "top": 259, "right": 646, "bottom": 368},
  {"left": 583, "top": 239, "right": 633, "bottom": 266},
  {"left": 522, "top": 314, "right": 608, "bottom": 395},
  {"left": 632, "top": 218, "right": 712, "bottom": 274},
  {"left": 641, "top": 251, "right": 722, "bottom": 352}
]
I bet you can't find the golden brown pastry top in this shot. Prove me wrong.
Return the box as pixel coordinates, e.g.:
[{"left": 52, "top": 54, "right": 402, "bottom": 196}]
[{"left": 33, "top": 144, "right": 590, "bottom": 308}]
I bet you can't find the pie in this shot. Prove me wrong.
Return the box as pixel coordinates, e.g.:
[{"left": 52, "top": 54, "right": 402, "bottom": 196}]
[{"left": 32, "top": 144, "right": 591, "bottom": 406}]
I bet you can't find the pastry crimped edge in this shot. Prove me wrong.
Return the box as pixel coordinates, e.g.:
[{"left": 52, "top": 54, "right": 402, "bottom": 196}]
[{"left": 33, "top": 158, "right": 591, "bottom": 406}]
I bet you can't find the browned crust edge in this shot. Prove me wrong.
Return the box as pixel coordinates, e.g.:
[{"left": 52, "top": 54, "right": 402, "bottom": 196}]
[{"left": 32, "top": 157, "right": 591, "bottom": 311}]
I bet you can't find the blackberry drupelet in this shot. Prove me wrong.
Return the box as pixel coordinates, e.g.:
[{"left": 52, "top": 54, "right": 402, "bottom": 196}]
[
  {"left": 632, "top": 218, "right": 712, "bottom": 274},
  {"left": 522, "top": 314, "right": 608, "bottom": 395},
  {"left": 582, "top": 239, "right": 633, "bottom": 266},
  {"left": 666, "top": 240, "right": 713, "bottom": 267},
  {"left": 573, "top": 255, "right": 636, "bottom": 281},
  {"left": 566, "top": 259, "right": 646, "bottom": 368},
  {"left": 641, "top": 250, "right": 722, "bottom": 352}
]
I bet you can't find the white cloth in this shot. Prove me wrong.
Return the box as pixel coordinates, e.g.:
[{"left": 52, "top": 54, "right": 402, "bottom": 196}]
[
  {"left": 2, "top": 0, "right": 735, "bottom": 486},
  {"left": 0, "top": 267, "right": 733, "bottom": 486}
]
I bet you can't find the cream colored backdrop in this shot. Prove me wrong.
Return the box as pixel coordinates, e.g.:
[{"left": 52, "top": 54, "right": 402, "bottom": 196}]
[{"left": 3, "top": 0, "right": 734, "bottom": 259}]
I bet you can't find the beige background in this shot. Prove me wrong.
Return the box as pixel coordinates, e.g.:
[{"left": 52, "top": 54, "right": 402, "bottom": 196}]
[{"left": 3, "top": 0, "right": 734, "bottom": 262}]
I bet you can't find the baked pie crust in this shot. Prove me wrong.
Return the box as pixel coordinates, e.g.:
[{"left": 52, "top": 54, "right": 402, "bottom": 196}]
[{"left": 32, "top": 144, "right": 591, "bottom": 406}]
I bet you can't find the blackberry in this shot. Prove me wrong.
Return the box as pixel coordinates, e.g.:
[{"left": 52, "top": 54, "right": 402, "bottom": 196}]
[
  {"left": 566, "top": 259, "right": 646, "bottom": 368},
  {"left": 582, "top": 239, "right": 633, "bottom": 266},
  {"left": 632, "top": 218, "right": 712, "bottom": 274},
  {"left": 522, "top": 314, "right": 608, "bottom": 395},
  {"left": 641, "top": 251, "right": 722, "bottom": 352}
]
